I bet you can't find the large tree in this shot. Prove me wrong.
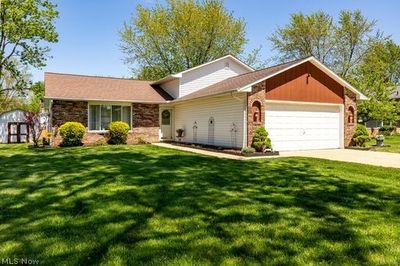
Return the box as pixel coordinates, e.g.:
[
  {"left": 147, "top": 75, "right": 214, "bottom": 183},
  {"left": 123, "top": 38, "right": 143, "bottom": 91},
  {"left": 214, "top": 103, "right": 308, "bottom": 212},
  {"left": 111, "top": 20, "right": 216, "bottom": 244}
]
[
  {"left": 0, "top": 0, "right": 58, "bottom": 106},
  {"left": 120, "top": 0, "right": 246, "bottom": 80},
  {"left": 0, "top": 59, "right": 31, "bottom": 112},
  {"left": 269, "top": 10, "right": 379, "bottom": 78},
  {"left": 350, "top": 39, "right": 400, "bottom": 122}
]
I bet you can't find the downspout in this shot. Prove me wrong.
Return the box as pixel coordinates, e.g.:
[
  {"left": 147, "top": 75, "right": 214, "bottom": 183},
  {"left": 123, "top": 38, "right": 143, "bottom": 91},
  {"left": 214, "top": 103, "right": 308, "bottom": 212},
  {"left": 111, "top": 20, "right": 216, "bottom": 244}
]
[{"left": 49, "top": 99, "right": 53, "bottom": 132}]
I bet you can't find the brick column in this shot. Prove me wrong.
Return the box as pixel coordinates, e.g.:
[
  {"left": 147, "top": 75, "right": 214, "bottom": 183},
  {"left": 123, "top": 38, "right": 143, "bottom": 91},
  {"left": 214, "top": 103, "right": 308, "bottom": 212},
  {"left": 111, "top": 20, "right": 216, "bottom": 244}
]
[
  {"left": 247, "top": 81, "right": 266, "bottom": 146},
  {"left": 131, "top": 103, "right": 160, "bottom": 143},
  {"left": 344, "top": 89, "right": 357, "bottom": 147}
]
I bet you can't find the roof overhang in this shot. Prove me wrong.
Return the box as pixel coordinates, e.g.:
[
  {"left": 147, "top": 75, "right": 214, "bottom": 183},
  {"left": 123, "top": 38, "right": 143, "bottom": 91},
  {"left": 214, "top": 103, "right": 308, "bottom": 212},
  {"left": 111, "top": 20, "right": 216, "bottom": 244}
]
[
  {"left": 238, "top": 56, "right": 368, "bottom": 100},
  {"left": 151, "top": 73, "right": 182, "bottom": 85},
  {"left": 44, "top": 96, "right": 167, "bottom": 104}
]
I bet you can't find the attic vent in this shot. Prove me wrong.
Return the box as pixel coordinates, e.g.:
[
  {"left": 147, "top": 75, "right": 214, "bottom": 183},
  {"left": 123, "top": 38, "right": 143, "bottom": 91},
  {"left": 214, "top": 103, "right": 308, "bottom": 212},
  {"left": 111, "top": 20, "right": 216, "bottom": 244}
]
[{"left": 225, "top": 62, "right": 230, "bottom": 69}]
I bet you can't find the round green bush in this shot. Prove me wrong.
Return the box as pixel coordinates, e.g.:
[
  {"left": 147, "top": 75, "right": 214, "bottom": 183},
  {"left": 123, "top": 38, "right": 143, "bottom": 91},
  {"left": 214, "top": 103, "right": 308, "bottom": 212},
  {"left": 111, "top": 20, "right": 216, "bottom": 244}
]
[
  {"left": 107, "top": 121, "right": 130, "bottom": 145},
  {"left": 379, "top": 125, "right": 396, "bottom": 136},
  {"left": 353, "top": 124, "right": 371, "bottom": 147},
  {"left": 59, "top": 122, "right": 86, "bottom": 147},
  {"left": 251, "top": 126, "right": 272, "bottom": 152}
]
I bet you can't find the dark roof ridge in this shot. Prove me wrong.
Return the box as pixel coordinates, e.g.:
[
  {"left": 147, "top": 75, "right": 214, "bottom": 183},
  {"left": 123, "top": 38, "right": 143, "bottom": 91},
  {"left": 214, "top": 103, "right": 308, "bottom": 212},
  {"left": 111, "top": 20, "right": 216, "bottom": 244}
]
[{"left": 45, "top": 72, "right": 153, "bottom": 82}]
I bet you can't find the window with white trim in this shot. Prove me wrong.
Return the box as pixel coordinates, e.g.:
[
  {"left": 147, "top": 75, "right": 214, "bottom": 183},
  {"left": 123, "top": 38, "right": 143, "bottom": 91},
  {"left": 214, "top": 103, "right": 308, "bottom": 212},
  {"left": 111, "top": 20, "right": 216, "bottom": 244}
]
[{"left": 89, "top": 104, "right": 131, "bottom": 130}]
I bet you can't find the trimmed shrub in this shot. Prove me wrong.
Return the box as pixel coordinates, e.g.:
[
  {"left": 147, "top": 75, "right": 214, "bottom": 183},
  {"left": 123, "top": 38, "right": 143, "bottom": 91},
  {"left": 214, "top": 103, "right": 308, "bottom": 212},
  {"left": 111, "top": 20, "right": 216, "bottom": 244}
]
[
  {"left": 379, "top": 125, "right": 396, "bottom": 136},
  {"left": 352, "top": 124, "right": 370, "bottom": 147},
  {"left": 108, "top": 121, "right": 130, "bottom": 144},
  {"left": 251, "top": 126, "right": 272, "bottom": 152},
  {"left": 241, "top": 147, "right": 256, "bottom": 154},
  {"left": 59, "top": 122, "right": 85, "bottom": 147},
  {"left": 136, "top": 135, "right": 150, "bottom": 144}
]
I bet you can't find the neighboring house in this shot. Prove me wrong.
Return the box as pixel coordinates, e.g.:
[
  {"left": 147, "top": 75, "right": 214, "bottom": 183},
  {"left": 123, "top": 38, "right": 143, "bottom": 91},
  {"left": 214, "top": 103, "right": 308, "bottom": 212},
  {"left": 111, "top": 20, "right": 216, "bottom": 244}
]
[
  {"left": 44, "top": 55, "right": 367, "bottom": 151},
  {"left": 0, "top": 109, "right": 30, "bottom": 144}
]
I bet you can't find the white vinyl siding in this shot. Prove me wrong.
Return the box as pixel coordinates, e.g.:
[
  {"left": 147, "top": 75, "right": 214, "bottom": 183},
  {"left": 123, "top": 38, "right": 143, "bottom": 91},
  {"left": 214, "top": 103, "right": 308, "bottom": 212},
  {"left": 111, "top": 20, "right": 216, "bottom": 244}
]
[
  {"left": 265, "top": 103, "right": 342, "bottom": 151},
  {"left": 173, "top": 93, "right": 246, "bottom": 148},
  {"left": 179, "top": 58, "right": 250, "bottom": 98},
  {"left": 161, "top": 79, "right": 180, "bottom": 99},
  {"left": 0, "top": 110, "right": 27, "bottom": 143}
]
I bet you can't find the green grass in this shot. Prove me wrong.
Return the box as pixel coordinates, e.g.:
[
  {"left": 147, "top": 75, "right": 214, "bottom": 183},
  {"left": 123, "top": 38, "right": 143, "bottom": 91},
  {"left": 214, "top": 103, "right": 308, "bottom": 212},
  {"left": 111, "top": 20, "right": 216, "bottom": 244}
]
[
  {"left": 0, "top": 144, "right": 400, "bottom": 265},
  {"left": 367, "top": 135, "right": 400, "bottom": 153}
]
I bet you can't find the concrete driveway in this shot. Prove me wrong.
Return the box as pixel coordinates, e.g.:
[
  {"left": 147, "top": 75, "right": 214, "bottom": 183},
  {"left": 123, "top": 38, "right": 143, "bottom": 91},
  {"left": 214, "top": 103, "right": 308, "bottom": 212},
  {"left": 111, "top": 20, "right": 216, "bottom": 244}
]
[
  {"left": 155, "top": 143, "right": 399, "bottom": 168},
  {"left": 280, "top": 149, "right": 400, "bottom": 168}
]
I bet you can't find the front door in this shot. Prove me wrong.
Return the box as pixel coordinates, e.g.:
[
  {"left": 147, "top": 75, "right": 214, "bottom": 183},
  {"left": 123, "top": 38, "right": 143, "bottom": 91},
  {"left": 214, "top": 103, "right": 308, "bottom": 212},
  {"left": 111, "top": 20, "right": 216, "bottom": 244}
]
[
  {"left": 160, "top": 109, "right": 172, "bottom": 140},
  {"left": 8, "top": 122, "right": 29, "bottom": 143}
]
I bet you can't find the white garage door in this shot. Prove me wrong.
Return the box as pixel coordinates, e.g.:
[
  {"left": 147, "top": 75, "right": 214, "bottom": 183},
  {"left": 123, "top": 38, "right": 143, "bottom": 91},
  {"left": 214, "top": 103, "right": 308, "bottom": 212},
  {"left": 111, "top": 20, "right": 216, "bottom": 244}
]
[{"left": 265, "top": 103, "right": 342, "bottom": 151}]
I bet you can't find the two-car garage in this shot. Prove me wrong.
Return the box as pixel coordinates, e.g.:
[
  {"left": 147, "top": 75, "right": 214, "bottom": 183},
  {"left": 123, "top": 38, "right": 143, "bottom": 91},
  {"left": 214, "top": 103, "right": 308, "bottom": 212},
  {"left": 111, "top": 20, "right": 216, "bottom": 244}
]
[{"left": 265, "top": 102, "right": 343, "bottom": 151}]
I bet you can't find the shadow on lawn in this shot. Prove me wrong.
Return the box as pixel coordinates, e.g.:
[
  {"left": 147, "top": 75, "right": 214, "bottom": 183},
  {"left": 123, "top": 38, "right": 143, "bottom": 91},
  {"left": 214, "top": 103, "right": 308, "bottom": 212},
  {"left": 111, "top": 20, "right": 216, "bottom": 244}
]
[{"left": 0, "top": 145, "right": 399, "bottom": 265}]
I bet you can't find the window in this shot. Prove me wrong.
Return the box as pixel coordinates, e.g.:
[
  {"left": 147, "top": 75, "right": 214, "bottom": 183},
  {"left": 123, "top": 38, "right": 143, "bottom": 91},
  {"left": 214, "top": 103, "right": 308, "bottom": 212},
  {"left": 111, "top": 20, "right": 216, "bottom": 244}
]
[
  {"left": 161, "top": 110, "right": 171, "bottom": 125},
  {"left": 89, "top": 104, "right": 131, "bottom": 130},
  {"left": 252, "top": 101, "right": 261, "bottom": 123},
  {"left": 347, "top": 106, "right": 355, "bottom": 124}
]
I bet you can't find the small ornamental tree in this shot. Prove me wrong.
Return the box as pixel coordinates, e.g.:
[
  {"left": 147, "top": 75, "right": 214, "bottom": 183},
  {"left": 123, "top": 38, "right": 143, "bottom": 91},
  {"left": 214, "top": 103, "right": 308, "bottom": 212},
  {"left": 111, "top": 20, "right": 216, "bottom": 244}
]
[
  {"left": 24, "top": 111, "right": 42, "bottom": 147},
  {"left": 251, "top": 127, "right": 272, "bottom": 152},
  {"left": 59, "top": 122, "right": 85, "bottom": 147},
  {"left": 352, "top": 124, "right": 371, "bottom": 147},
  {"left": 108, "top": 121, "right": 130, "bottom": 144}
]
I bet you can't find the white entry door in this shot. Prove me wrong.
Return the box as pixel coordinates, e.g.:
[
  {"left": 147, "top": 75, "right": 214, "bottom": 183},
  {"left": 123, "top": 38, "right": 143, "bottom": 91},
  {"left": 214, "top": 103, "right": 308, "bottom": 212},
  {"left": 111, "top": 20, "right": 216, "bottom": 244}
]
[
  {"left": 265, "top": 103, "right": 342, "bottom": 151},
  {"left": 161, "top": 109, "right": 172, "bottom": 140}
]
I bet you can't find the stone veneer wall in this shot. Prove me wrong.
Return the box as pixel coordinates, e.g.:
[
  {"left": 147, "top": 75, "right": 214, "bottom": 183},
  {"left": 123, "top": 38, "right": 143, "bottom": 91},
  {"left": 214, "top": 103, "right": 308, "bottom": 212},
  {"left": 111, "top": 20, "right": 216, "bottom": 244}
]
[
  {"left": 131, "top": 103, "right": 160, "bottom": 143},
  {"left": 344, "top": 89, "right": 357, "bottom": 147},
  {"left": 247, "top": 81, "right": 266, "bottom": 147},
  {"left": 52, "top": 100, "right": 88, "bottom": 127},
  {"left": 51, "top": 101, "right": 160, "bottom": 146}
]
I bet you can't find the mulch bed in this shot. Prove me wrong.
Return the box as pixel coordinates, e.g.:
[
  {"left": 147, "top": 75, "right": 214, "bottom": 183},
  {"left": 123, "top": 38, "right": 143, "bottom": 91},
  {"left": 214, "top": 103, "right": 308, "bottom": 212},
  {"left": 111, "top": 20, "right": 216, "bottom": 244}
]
[
  {"left": 347, "top": 144, "right": 392, "bottom": 151},
  {"left": 346, "top": 147, "right": 372, "bottom": 151},
  {"left": 166, "top": 141, "right": 279, "bottom": 157}
]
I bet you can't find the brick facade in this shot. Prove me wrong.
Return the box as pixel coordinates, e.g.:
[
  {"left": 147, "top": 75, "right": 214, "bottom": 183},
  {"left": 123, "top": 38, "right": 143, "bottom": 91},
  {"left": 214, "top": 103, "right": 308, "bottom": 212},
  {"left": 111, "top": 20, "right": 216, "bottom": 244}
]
[
  {"left": 344, "top": 89, "right": 357, "bottom": 147},
  {"left": 132, "top": 103, "right": 159, "bottom": 127},
  {"left": 51, "top": 100, "right": 160, "bottom": 146},
  {"left": 52, "top": 100, "right": 88, "bottom": 127},
  {"left": 247, "top": 81, "right": 266, "bottom": 146}
]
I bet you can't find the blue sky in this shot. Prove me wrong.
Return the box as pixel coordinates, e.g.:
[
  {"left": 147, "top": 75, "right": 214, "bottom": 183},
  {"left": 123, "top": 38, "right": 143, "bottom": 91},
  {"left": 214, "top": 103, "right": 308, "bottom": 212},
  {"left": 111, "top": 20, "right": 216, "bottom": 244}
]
[{"left": 32, "top": 0, "right": 400, "bottom": 81}]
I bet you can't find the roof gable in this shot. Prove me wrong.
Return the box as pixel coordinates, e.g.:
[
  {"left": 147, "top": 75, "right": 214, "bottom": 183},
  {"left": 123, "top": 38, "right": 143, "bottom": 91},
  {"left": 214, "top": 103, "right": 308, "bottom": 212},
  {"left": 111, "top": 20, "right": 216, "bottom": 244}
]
[
  {"left": 151, "top": 55, "right": 254, "bottom": 85},
  {"left": 174, "top": 57, "right": 367, "bottom": 102}
]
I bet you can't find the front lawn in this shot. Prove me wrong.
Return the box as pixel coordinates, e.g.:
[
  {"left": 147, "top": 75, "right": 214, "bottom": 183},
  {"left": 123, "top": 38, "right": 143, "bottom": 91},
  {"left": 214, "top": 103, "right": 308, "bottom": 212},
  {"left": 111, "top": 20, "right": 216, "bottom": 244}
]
[
  {"left": 367, "top": 135, "right": 400, "bottom": 153},
  {"left": 0, "top": 144, "right": 399, "bottom": 265}
]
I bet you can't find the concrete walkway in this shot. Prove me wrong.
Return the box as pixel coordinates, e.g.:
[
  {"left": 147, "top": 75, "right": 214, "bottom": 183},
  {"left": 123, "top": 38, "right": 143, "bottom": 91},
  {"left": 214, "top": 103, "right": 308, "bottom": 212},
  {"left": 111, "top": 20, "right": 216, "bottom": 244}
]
[
  {"left": 154, "top": 143, "right": 400, "bottom": 168},
  {"left": 154, "top": 143, "right": 245, "bottom": 160}
]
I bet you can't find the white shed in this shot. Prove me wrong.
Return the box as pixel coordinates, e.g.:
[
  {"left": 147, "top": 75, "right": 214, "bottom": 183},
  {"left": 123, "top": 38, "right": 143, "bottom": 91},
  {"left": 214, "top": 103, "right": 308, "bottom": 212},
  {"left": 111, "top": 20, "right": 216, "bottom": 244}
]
[{"left": 0, "top": 109, "right": 29, "bottom": 143}]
